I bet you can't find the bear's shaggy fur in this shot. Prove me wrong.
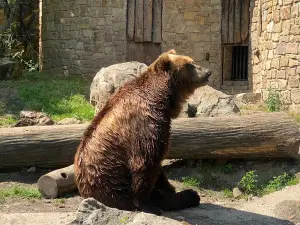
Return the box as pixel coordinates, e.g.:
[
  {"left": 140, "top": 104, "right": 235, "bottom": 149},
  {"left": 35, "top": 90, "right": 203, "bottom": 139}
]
[{"left": 74, "top": 50, "right": 212, "bottom": 215}]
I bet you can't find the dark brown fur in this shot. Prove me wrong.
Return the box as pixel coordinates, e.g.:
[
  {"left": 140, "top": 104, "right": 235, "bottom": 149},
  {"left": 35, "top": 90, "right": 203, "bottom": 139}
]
[{"left": 74, "top": 50, "right": 211, "bottom": 215}]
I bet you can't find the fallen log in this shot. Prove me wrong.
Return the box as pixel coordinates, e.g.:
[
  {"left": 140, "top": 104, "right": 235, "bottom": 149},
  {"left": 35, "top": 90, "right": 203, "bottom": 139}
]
[
  {"left": 37, "top": 165, "right": 76, "bottom": 199},
  {"left": 0, "top": 112, "right": 300, "bottom": 169}
]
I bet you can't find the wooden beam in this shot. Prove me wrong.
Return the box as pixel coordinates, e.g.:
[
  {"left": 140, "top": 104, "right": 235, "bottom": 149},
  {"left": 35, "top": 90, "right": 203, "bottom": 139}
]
[
  {"left": 222, "top": 0, "right": 229, "bottom": 43},
  {"left": 127, "top": 0, "right": 135, "bottom": 41},
  {"left": 135, "top": 0, "right": 144, "bottom": 42},
  {"left": 234, "top": 0, "right": 241, "bottom": 43},
  {"left": 143, "top": 0, "right": 153, "bottom": 42},
  {"left": 1, "top": 112, "right": 300, "bottom": 169},
  {"left": 152, "top": 0, "right": 162, "bottom": 43},
  {"left": 241, "top": 0, "right": 250, "bottom": 42},
  {"left": 228, "top": 0, "right": 234, "bottom": 43}
]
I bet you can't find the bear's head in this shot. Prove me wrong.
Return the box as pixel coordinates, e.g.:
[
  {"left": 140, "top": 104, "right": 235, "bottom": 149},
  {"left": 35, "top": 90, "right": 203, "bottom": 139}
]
[{"left": 149, "top": 49, "right": 212, "bottom": 118}]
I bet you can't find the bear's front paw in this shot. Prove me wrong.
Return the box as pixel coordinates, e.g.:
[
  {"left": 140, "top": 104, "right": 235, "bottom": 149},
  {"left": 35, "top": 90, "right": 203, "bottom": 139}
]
[
  {"left": 177, "top": 189, "right": 200, "bottom": 208},
  {"left": 139, "top": 204, "right": 163, "bottom": 216}
]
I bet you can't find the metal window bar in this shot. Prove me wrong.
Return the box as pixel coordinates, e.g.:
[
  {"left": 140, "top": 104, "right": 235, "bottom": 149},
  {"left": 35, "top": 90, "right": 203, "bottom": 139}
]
[{"left": 231, "top": 46, "right": 248, "bottom": 81}]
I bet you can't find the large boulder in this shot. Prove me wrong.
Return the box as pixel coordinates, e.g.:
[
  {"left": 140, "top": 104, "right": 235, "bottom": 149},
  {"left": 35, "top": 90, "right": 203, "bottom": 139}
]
[
  {"left": 0, "top": 58, "right": 23, "bottom": 80},
  {"left": 90, "top": 61, "right": 148, "bottom": 113},
  {"left": 180, "top": 86, "right": 240, "bottom": 118},
  {"left": 90, "top": 62, "right": 240, "bottom": 117},
  {"left": 69, "top": 198, "right": 183, "bottom": 225},
  {"left": 13, "top": 110, "right": 54, "bottom": 127}
]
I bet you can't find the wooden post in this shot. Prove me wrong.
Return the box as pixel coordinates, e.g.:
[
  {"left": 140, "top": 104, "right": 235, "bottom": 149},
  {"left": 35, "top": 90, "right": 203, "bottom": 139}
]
[
  {"left": 234, "top": 0, "right": 241, "bottom": 43},
  {"left": 152, "top": 0, "right": 162, "bottom": 43},
  {"left": 135, "top": 0, "right": 144, "bottom": 42},
  {"left": 143, "top": 0, "right": 153, "bottom": 42},
  {"left": 127, "top": 0, "right": 135, "bottom": 41},
  {"left": 241, "top": 0, "right": 250, "bottom": 42}
]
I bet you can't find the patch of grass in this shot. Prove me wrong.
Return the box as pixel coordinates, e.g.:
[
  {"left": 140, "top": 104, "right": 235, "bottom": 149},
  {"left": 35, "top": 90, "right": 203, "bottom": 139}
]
[
  {"left": 265, "top": 90, "right": 282, "bottom": 112},
  {"left": 0, "top": 71, "right": 95, "bottom": 122},
  {"left": 0, "top": 115, "right": 18, "bottom": 126},
  {"left": 119, "top": 216, "right": 130, "bottom": 224},
  {"left": 221, "top": 163, "right": 234, "bottom": 174},
  {"left": 0, "top": 185, "right": 42, "bottom": 200},
  {"left": 223, "top": 188, "right": 233, "bottom": 198},
  {"left": 54, "top": 198, "right": 65, "bottom": 205},
  {"left": 238, "top": 170, "right": 259, "bottom": 195},
  {"left": 262, "top": 173, "right": 299, "bottom": 195},
  {"left": 289, "top": 112, "right": 300, "bottom": 125},
  {"left": 182, "top": 176, "right": 202, "bottom": 187},
  {"left": 237, "top": 171, "right": 299, "bottom": 197}
]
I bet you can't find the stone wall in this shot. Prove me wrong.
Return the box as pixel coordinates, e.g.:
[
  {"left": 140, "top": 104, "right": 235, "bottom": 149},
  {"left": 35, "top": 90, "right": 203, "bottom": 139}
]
[
  {"left": 250, "top": 0, "right": 300, "bottom": 112},
  {"left": 41, "top": 0, "right": 126, "bottom": 76},
  {"left": 162, "top": 0, "right": 222, "bottom": 89}
]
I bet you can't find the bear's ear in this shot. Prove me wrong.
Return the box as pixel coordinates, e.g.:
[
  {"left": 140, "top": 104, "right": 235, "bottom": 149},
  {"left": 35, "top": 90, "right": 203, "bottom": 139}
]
[
  {"left": 153, "top": 53, "right": 172, "bottom": 72},
  {"left": 167, "top": 49, "right": 176, "bottom": 55}
]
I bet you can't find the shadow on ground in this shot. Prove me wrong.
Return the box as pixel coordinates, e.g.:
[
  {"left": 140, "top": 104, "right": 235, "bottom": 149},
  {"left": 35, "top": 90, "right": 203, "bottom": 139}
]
[{"left": 165, "top": 203, "right": 296, "bottom": 225}]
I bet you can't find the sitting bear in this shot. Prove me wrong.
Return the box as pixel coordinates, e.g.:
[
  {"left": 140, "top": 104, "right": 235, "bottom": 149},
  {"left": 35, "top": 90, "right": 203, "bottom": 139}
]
[{"left": 74, "top": 49, "right": 212, "bottom": 215}]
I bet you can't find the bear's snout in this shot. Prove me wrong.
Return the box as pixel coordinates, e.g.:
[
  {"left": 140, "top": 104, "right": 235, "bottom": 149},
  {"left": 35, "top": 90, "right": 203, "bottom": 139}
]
[{"left": 204, "top": 69, "right": 212, "bottom": 81}]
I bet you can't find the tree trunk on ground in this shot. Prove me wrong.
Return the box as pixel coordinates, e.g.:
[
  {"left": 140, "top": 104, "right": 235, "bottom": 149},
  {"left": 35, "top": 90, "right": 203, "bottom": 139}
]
[
  {"left": 0, "top": 112, "right": 299, "bottom": 169},
  {"left": 37, "top": 165, "right": 76, "bottom": 199}
]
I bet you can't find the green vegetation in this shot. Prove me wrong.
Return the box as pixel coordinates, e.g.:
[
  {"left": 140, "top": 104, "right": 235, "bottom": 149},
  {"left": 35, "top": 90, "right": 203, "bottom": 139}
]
[
  {"left": 0, "top": 185, "right": 42, "bottom": 203},
  {"left": 182, "top": 176, "right": 202, "bottom": 187},
  {"left": 54, "top": 198, "right": 66, "bottom": 205},
  {"left": 262, "top": 173, "right": 299, "bottom": 195},
  {"left": 221, "top": 163, "right": 234, "bottom": 174},
  {"left": 237, "top": 171, "right": 299, "bottom": 197},
  {"left": 0, "top": 71, "right": 94, "bottom": 126},
  {"left": 265, "top": 89, "right": 282, "bottom": 112},
  {"left": 119, "top": 216, "right": 130, "bottom": 224},
  {"left": 223, "top": 188, "right": 233, "bottom": 198},
  {"left": 238, "top": 170, "right": 259, "bottom": 195}
]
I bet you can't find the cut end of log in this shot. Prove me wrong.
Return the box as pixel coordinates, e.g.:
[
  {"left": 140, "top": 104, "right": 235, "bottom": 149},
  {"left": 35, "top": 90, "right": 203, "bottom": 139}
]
[
  {"left": 37, "top": 165, "right": 77, "bottom": 199},
  {"left": 38, "top": 175, "right": 58, "bottom": 199}
]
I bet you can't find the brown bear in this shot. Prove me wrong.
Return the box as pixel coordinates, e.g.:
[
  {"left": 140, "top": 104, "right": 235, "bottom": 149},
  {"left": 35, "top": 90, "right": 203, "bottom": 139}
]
[{"left": 74, "top": 49, "right": 212, "bottom": 215}]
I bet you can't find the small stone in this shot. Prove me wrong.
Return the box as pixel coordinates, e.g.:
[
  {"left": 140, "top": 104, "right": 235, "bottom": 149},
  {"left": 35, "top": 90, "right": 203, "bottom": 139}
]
[
  {"left": 289, "top": 168, "right": 298, "bottom": 174},
  {"left": 247, "top": 195, "right": 253, "bottom": 201},
  {"left": 27, "top": 167, "right": 36, "bottom": 173},
  {"left": 246, "top": 161, "right": 253, "bottom": 166},
  {"left": 233, "top": 187, "right": 243, "bottom": 198},
  {"left": 57, "top": 118, "right": 82, "bottom": 125},
  {"left": 175, "top": 216, "right": 185, "bottom": 221}
]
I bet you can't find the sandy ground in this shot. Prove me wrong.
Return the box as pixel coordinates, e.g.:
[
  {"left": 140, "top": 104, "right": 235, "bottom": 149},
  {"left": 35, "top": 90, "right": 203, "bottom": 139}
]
[{"left": 1, "top": 184, "right": 299, "bottom": 225}]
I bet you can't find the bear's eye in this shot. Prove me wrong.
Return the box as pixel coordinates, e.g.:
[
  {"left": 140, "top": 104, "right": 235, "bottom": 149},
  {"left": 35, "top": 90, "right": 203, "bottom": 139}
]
[{"left": 187, "top": 63, "right": 196, "bottom": 71}]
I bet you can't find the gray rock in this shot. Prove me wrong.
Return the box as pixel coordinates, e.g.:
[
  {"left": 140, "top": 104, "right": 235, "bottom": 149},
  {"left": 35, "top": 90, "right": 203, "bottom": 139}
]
[
  {"left": 180, "top": 85, "right": 240, "bottom": 117},
  {"left": 69, "top": 198, "right": 183, "bottom": 225},
  {"left": 90, "top": 61, "right": 148, "bottom": 113},
  {"left": 235, "top": 93, "right": 262, "bottom": 105},
  {"left": 233, "top": 187, "right": 243, "bottom": 198},
  {"left": 0, "top": 58, "right": 23, "bottom": 80},
  {"left": 26, "top": 167, "right": 36, "bottom": 173},
  {"left": 90, "top": 62, "right": 240, "bottom": 117},
  {"left": 13, "top": 110, "right": 54, "bottom": 127},
  {"left": 57, "top": 118, "right": 82, "bottom": 125}
]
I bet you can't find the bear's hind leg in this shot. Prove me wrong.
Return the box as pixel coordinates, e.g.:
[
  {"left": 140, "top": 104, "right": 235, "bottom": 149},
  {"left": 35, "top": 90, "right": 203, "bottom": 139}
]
[
  {"left": 151, "top": 167, "right": 200, "bottom": 212},
  {"left": 131, "top": 168, "right": 163, "bottom": 215}
]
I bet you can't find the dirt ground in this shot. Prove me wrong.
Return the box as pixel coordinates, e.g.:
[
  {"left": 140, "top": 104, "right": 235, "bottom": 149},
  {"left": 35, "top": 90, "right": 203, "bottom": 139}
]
[{"left": 0, "top": 159, "right": 299, "bottom": 214}]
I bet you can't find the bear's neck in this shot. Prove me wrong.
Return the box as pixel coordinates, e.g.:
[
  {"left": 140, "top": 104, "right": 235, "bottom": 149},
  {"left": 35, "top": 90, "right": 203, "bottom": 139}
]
[{"left": 137, "top": 71, "right": 186, "bottom": 119}]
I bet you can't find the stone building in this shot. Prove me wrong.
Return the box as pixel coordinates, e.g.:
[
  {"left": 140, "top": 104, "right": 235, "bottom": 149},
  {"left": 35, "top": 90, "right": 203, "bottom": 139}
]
[{"left": 40, "top": 0, "right": 300, "bottom": 112}]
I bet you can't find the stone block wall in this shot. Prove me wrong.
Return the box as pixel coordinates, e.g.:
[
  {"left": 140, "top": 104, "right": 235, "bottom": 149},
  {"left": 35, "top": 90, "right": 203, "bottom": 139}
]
[
  {"left": 41, "top": 0, "right": 126, "bottom": 76},
  {"left": 250, "top": 0, "right": 300, "bottom": 112},
  {"left": 161, "top": 0, "right": 222, "bottom": 89}
]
